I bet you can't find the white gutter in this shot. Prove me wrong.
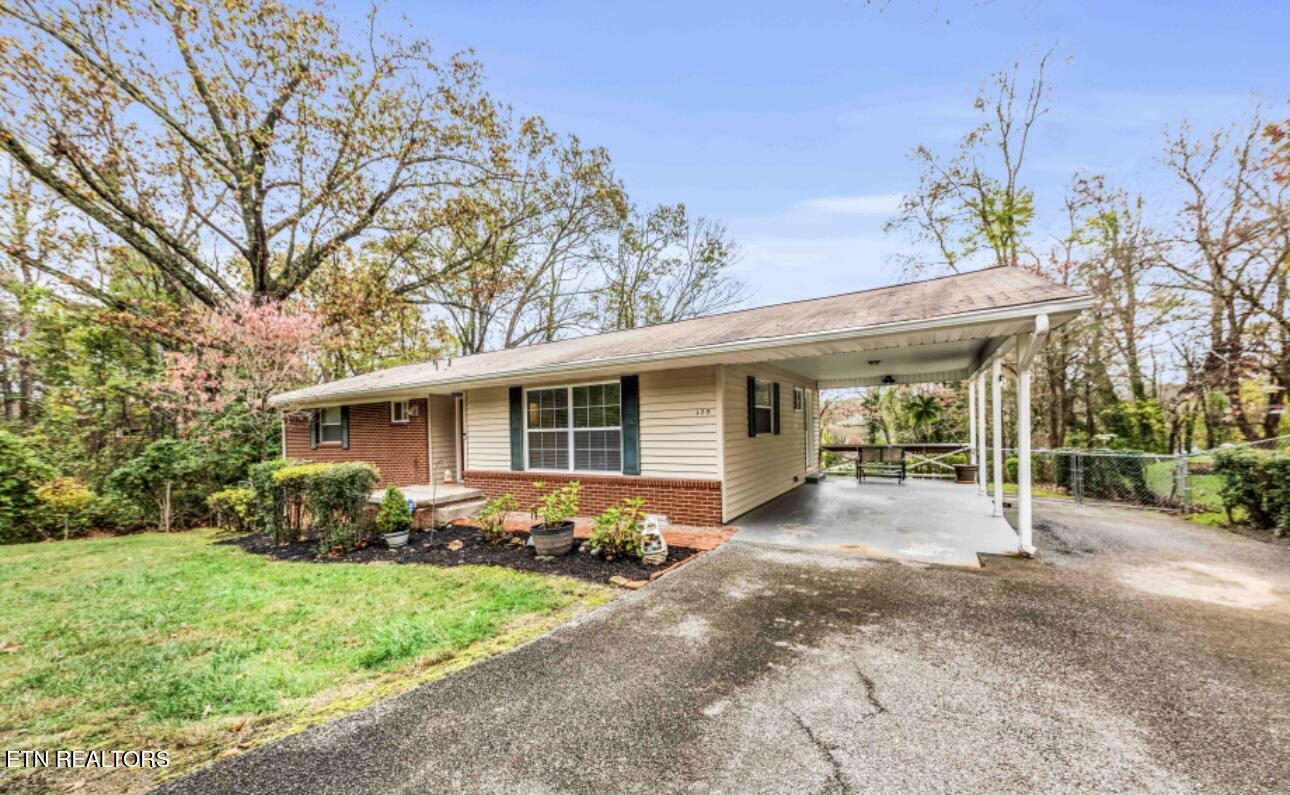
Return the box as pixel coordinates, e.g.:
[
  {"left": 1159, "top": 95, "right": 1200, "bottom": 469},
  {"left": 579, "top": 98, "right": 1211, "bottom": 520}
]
[{"left": 272, "top": 295, "right": 1091, "bottom": 408}]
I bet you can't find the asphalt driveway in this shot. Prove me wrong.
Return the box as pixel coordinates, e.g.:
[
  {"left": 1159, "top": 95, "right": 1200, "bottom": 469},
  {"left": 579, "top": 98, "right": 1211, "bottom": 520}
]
[{"left": 162, "top": 503, "right": 1290, "bottom": 794}]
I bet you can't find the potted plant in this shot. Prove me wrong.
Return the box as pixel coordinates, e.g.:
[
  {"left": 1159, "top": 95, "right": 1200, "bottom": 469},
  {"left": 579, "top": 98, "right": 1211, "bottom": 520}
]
[
  {"left": 376, "top": 485, "right": 414, "bottom": 548},
  {"left": 530, "top": 481, "right": 580, "bottom": 556}
]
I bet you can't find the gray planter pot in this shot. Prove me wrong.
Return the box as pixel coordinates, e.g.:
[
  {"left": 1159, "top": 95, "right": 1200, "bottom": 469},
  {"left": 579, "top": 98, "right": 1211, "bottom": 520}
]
[
  {"left": 954, "top": 464, "right": 978, "bottom": 484},
  {"left": 382, "top": 529, "right": 411, "bottom": 548},
  {"left": 530, "top": 521, "right": 575, "bottom": 556}
]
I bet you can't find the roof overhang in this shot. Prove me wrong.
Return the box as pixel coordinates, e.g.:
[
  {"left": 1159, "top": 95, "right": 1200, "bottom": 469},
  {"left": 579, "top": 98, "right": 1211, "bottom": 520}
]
[{"left": 272, "top": 294, "right": 1091, "bottom": 409}]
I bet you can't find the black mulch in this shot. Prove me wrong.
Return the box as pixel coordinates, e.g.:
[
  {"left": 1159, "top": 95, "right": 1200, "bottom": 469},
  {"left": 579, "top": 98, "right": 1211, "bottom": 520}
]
[{"left": 220, "top": 524, "right": 700, "bottom": 584}]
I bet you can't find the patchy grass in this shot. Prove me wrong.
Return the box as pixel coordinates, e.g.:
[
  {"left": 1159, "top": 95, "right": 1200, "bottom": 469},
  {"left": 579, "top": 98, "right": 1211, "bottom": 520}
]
[
  {"left": 1144, "top": 460, "right": 1224, "bottom": 511},
  {"left": 989, "top": 482, "right": 1072, "bottom": 501},
  {"left": 0, "top": 529, "right": 613, "bottom": 793}
]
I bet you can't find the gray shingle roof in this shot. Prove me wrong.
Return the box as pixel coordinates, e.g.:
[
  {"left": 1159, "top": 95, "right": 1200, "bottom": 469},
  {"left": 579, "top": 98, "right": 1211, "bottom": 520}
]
[{"left": 271, "top": 266, "right": 1083, "bottom": 406}]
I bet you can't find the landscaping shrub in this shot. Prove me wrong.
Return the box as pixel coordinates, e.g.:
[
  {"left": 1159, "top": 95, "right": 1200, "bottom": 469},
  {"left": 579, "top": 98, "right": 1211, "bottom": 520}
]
[
  {"left": 104, "top": 438, "right": 209, "bottom": 531},
  {"left": 375, "top": 486, "right": 413, "bottom": 535},
  {"left": 247, "top": 458, "right": 301, "bottom": 543},
  {"left": 1215, "top": 449, "right": 1290, "bottom": 536},
  {"left": 590, "top": 497, "right": 647, "bottom": 558},
  {"left": 206, "top": 487, "right": 255, "bottom": 533},
  {"left": 272, "top": 462, "right": 380, "bottom": 552},
  {"left": 475, "top": 494, "right": 519, "bottom": 543},
  {"left": 0, "top": 430, "right": 53, "bottom": 544},
  {"left": 34, "top": 478, "right": 94, "bottom": 541},
  {"left": 531, "top": 481, "right": 581, "bottom": 527}
]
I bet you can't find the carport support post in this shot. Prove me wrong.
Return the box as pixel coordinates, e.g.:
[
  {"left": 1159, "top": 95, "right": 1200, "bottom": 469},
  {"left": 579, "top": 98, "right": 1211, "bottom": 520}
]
[
  {"left": 976, "top": 371, "right": 988, "bottom": 496},
  {"left": 1017, "top": 348, "right": 1034, "bottom": 555},
  {"left": 991, "top": 357, "right": 1003, "bottom": 518},
  {"left": 968, "top": 374, "right": 977, "bottom": 469}
]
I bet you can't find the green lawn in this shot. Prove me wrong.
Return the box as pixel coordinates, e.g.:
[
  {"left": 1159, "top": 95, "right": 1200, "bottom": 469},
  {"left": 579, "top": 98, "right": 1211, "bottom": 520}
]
[{"left": 0, "top": 530, "right": 612, "bottom": 793}]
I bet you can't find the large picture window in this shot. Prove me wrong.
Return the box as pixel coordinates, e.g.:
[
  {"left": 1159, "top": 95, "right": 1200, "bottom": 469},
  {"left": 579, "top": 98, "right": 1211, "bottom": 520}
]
[{"left": 526, "top": 382, "right": 622, "bottom": 472}]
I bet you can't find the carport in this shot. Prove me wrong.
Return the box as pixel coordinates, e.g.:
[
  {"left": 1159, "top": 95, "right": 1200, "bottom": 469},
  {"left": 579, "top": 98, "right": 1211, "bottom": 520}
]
[
  {"left": 732, "top": 478, "right": 1019, "bottom": 567},
  {"left": 725, "top": 287, "right": 1085, "bottom": 562}
]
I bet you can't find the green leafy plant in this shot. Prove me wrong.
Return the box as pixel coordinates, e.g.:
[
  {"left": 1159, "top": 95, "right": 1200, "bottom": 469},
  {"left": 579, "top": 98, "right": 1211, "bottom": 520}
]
[
  {"left": 34, "top": 478, "right": 95, "bottom": 541},
  {"left": 0, "top": 431, "right": 53, "bottom": 544},
  {"left": 247, "top": 458, "right": 303, "bottom": 544},
  {"left": 206, "top": 487, "right": 255, "bottom": 533},
  {"left": 590, "top": 497, "right": 647, "bottom": 558},
  {"left": 1214, "top": 448, "right": 1290, "bottom": 536},
  {"left": 531, "top": 481, "right": 581, "bottom": 528},
  {"left": 475, "top": 494, "right": 519, "bottom": 542},
  {"left": 280, "top": 462, "right": 381, "bottom": 553},
  {"left": 375, "top": 486, "right": 414, "bottom": 535},
  {"left": 104, "top": 438, "right": 207, "bottom": 532}
]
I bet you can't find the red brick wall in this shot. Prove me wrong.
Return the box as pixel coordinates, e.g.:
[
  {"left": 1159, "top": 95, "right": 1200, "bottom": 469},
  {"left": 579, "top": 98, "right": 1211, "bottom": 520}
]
[
  {"left": 463, "top": 470, "right": 723, "bottom": 526},
  {"left": 284, "top": 399, "right": 429, "bottom": 487}
]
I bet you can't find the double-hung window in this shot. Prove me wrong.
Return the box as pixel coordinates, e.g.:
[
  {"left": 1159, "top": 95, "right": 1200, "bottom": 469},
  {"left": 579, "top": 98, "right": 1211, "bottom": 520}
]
[
  {"left": 793, "top": 386, "right": 805, "bottom": 412},
  {"left": 753, "top": 379, "right": 774, "bottom": 435},
  {"left": 526, "top": 382, "right": 622, "bottom": 472},
  {"left": 319, "top": 406, "right": 344, "bottom": 443}
]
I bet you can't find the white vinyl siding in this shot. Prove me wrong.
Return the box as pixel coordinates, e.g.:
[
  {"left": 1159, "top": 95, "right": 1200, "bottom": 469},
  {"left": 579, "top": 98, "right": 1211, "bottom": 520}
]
[
  {"left": 638, "top": 366, "right": 720, "bottom": 479},
  {"left": 463, "top": 386, "right": 510, "bottom": 471},
  {"left": 459, "top": 367, "right": 721, "bottom": 481},
  {"left": 721, "top": 364, "right": 815, "bottom": 521},
  {"left": 428, "top": 394, "right": 457, "bottom": 476}
]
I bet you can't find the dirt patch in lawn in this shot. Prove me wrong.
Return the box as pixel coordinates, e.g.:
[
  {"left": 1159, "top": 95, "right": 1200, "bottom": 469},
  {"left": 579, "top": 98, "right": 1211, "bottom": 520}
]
[{"left": 223, "top": 524, "right": 701, "bottom": 584}]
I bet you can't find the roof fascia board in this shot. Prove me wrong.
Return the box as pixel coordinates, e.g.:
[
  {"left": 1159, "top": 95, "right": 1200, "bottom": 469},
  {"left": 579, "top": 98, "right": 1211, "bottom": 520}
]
[{"left": 273, "top": 295, "right": 1092, "bottom": 408}]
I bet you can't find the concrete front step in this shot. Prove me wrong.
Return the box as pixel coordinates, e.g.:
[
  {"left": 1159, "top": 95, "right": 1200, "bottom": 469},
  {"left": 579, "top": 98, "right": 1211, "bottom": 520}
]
[{"left": 423, "top": 498, "right": 487, "bottom": 524}]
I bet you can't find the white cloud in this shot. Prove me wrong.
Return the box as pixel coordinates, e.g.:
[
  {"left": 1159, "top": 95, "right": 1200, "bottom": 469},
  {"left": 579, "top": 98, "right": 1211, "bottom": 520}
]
[{"left": 797, "top": 193, "right": 904, "bottom": 216}]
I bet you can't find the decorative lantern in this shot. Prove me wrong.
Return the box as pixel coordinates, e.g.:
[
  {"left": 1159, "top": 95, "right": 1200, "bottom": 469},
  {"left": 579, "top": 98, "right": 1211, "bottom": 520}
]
[{"left": 640, "top": 514, "right": 668, "bottom": 566}]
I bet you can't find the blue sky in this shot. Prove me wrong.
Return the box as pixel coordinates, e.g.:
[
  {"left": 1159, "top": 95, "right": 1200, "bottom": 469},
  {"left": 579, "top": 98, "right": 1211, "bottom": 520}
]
[{"left": 383, "top": 0, "right": 1287, "bottom": 306}]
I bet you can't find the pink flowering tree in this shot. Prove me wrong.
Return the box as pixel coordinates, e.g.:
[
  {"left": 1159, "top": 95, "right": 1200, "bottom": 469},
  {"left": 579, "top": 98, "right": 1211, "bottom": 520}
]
[{"left": 154, "top": 298, "right": 326, "bottom": 462}]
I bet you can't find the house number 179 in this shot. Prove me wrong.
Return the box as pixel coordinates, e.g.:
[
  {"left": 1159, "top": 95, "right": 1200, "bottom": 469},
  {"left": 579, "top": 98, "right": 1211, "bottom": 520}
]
[{"left": 695, "top": 408, "right": 713, "bottom": 416}]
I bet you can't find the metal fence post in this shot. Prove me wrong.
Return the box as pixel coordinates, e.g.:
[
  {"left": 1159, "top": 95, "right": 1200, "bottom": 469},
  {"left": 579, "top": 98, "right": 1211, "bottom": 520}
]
[
  {"left": 1072, "top": 452, "right": 1084, "bottom": 504},
  {"left": 1175, "top": 454, "right": 1190, "bottom": 510}
]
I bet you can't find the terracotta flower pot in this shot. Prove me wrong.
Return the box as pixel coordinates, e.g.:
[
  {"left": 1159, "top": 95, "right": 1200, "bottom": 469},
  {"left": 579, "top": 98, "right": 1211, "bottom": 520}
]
[
  {"left": 530, "top": 520, "right": 575, "bottom": 556},
  {"left": 954, "top": 464, "right": 978, "bottom": 484}
]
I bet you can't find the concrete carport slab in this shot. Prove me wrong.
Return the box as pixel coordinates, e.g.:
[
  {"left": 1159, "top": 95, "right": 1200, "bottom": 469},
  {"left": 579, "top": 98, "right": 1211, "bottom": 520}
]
[{"left": 731, "top": 478, "right": 1020, "bottom": 566}]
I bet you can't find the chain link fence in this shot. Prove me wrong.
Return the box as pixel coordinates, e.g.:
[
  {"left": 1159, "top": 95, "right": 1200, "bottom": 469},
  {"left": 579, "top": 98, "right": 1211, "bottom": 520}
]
[{"left": 985, "top": 435, "right": 1290, "bottom": 512}]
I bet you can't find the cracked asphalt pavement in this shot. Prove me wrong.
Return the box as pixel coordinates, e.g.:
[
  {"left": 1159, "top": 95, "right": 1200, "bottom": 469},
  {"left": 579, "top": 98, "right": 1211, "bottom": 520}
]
[{"left": 162, "top": 502, "right": 1290, "bottom": 794}]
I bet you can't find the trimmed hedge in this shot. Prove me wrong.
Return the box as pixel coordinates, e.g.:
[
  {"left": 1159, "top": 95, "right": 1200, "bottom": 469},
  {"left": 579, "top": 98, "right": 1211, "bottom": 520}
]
[
  {"left": 248, "top": 459, "right": 382, "bottom": 551},
  {"left": 1214, "top": 449, "right": 1290, "bottom": 536}
]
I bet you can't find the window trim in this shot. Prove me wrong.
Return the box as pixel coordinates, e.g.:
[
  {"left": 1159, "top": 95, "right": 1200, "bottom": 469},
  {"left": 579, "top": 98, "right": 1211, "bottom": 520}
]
[
  {"left": 390, "top": 399, "right": 410, "bottom": 424},
  {"left": 523, "top": 380, "right": 624, "bottom": 474},
  {"left": 319, "top": 406, "right": 344, "bottom": 444},
  {"left": 752, "top": 378, "right": 774, "bottom": 436}
]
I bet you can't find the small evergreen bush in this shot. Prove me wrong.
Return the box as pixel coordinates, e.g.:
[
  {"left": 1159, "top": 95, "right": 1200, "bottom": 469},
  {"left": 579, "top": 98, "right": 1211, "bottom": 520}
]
[{"left": 375, "top": 486, "right": 414, "bottom": 535}]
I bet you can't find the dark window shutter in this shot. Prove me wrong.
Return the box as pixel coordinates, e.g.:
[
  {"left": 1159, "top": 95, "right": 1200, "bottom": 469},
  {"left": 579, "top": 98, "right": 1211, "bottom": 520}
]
[
  {"left": 621, "top": 375, "right": 640, "bottom": 476},
  {"left": 772, "top": 382, "right": 781, "bottom": 435},
  {"left": 340, "top": 405, "right": 350, "bottom": 450},
  {"left": 746, "top": 375, "right": 756, "bottom": 437},
  {"left": 508, "top": 386, "right": 524, "bottom": 471},
  {"left": 309, "top": 410, "right": 318, "bottom": 450}
]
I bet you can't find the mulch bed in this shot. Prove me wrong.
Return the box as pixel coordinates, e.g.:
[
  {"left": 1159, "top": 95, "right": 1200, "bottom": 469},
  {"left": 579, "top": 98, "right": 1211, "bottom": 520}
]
[{"left": 222, "top": 524, "right": 701, "bottom": 584}]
